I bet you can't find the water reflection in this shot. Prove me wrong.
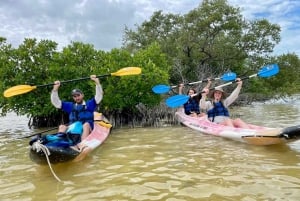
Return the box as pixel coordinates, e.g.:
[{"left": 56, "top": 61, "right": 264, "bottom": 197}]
[{"left": 1, "top": 101, "right": 300, "bottom": 200}]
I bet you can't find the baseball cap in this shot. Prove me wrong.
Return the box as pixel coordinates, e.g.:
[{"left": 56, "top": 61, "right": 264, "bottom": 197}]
[{"left": 71, "top": 89, "right": 83, "bottom": 96}]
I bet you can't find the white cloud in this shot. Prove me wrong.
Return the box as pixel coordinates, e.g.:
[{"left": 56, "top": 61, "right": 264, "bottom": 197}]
[
  {"left": 228, "top": 0, "right": 300, "bottom": 56},
  {"left": 0, "top": 0, "right": 299, "bottom": 56}
]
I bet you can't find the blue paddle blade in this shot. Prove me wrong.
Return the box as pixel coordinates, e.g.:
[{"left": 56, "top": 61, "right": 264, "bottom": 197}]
[
  {"left": 165, "top": 95, "right": 189, "bottom": 108},
  {"left": 258, "top": 64, "right": 279, "bottom": 78},
  {"left": 221, "top": 72, "right": 237, "bottom": 81},
  {"left": 152, "top": 85, "right": 171, "bottom": 94}
]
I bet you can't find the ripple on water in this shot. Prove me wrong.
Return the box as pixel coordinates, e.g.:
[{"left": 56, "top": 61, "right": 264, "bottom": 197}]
[{"left": 0, "top": 106, "right": 300, "bottom": 200}]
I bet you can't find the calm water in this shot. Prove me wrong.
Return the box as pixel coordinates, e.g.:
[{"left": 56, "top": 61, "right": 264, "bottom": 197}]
[{"left": 1, "top": 99, "right": 300, "bottom": 201}]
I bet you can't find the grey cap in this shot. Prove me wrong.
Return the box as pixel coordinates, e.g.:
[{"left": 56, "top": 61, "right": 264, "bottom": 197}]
[{"left": 71, "top": 89, "right": 83, "bottom": 96}]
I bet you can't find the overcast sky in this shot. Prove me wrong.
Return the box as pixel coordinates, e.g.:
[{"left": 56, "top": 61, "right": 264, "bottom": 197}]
[{"left": 1, "top": 0, "right": 299, "bottom": 56}]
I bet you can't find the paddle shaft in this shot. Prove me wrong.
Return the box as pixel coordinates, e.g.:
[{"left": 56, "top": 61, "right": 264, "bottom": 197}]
[
  {"left": 18, "top": 119, "right": 110, "bottom": 139},
  {"left": 152, "top": 72, "right": 236, "bottom": 94},
  {"left": 36, "top": 74, "right": 111, "bottom": 87},
  {"left": 170, "top": 77, "right": 221, "bottom": 89},
  {"left": 209, "top": 74, "right": 258, "bottom": 89},
  {"left": 202, "top": 64, "right": 278, "bottom": 92},
  {"left": 213, "top": 64, "right": 278, "bottom": 90},
  {"left": 188, "top": 72, "right": 237, "bottom": 85},
  {"left": 188, "top": 77, "right": 223, "bottom": 85},
  {"left": 18, "top": 126, "right": 60, "bottom": 139},
  {"left": 190, "top": 75, "right": 255, "bottom": 98}
]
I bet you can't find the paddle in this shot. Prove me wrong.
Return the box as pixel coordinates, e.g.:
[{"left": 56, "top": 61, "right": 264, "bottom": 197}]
[
  {"left": 18, "top": 118, "right": 112, "bottom": 139},
  {"left": 17, "top": 126, "right": 61, "bottom": 139},
  {"left": 152, "top": 72, "right": 236, "bottom": 94},
  {"left": 4, "top": 67, "right": 142, "bottom": 98},
  {"left": 166, "top": 64, "right": 279, "bottom": 108}
]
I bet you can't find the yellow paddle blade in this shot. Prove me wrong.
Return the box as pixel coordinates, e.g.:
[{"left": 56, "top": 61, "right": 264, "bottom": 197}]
[
  {"left": 111, "top": 67, "right": 141, "bottom": 76},
  {"left": 3, "top": 85, "right": 37, "bottom": 98}
]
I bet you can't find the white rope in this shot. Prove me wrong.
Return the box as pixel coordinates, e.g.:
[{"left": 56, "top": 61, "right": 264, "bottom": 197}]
[{"left": 32, "top": 140, "right": 63, "bottom": 182}]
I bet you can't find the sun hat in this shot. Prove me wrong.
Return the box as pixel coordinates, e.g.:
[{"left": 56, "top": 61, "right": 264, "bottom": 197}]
[
  {"left": 71, "top": 89, "right": 83, "bottom": 96},
  {"left": 209, "top": 87, "right": 227, "bottom": 99}
]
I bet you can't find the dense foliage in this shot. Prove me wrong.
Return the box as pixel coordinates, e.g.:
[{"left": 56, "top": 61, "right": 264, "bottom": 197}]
[
  {"left": 123, "top": 0, "right": 284, "bottom": 91},
  {"left": 1, "top": 0, "right": 300, "bottom": 128},
  {"left": 0, "top": 38, "right": 169, "bottom": 127}
]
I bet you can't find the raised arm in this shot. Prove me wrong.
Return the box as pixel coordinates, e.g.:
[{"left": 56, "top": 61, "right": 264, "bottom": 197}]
[
  {"left": 199, "top": 88, "right": 212, "bottom": 111},
  {"left": 224, "top": 78, "right": 242, "bottom": 107},
  {"left": 90, "top": 75, "right": 103, "bottom": 104},
  {"left": 51, "top": 80, "right": 62, "bottom": 109},
  {"left": 203, "top": 78, "right": 212, "bottom": 90},
  {"left": 178, "top": 83, "right": 184, "bottom": 95}
]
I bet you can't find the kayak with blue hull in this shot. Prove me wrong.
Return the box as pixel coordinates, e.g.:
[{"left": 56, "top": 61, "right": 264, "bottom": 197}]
[
  {"left": 175, "top": 108, "right": 300, "bottom": 145},
  {"left": 29, "top": 120, "right": 112, "bottom": 164}
]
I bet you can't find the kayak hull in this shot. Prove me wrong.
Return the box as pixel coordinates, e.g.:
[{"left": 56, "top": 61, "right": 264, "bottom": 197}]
[
  {"left": 29, "top": 121, "right": 111, "bottom": 164},
  {"left": 175, "top": 108, "right": 300, "bottom": 145}
]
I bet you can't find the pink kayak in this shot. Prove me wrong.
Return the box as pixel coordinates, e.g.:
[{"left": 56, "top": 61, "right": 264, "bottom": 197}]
[
  {"left": 73, "top": 120, "right": 111, "bottom": 162},
  {"left": 175, "top": 108, "right": 300, "bottom": 145}
]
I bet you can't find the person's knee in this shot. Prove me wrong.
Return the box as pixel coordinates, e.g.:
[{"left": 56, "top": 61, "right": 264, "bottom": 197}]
[
  {"left": 58, "top": 125, "right": 67, "bottom": 133},
  {"left": 190, "top": 113, "right": 197, "bottom": 117},
  {"left": 234, "top": 118, "right": 244, "bottom": 124},
  {"left": 223, "top": 119, "right": 234, "bottom": 126},
  {"left": 83, "top": 123, "right": 91, "bottom": 131},
  {"left": 83, "top": 122, "right": 89, "bottom": 127},
  {"left": 233, "top": 118, "right": 250, "bottom": 128},
  {"left": 198, "top": 113, "right": 206, "bottom": 117}
]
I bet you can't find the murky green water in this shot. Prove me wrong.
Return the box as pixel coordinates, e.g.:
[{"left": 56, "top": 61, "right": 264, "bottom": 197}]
[{"left": 1, "top": 99, "right": 300, "bottom": 201}]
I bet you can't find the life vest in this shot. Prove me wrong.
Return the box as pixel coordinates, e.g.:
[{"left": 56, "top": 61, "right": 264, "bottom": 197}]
[
  {"left": 184, "top": 98, "right": 200, "bottom": 115},
  {"left": 69, "top": 103, "right": 94, "bottom": 124},
  {"left": 207, "top": 101, "right": 230, "bottom": 122}
]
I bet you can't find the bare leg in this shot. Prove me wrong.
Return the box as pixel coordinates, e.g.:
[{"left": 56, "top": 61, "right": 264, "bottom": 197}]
[
  {"left": 220, "top": 119, "right": 235, "bottom": 127},
  {"left": 232, "top": 118, "right": 250, "bottom": 129},
  {"left": 190, "top": 113, "right": 198, "bottom": 117},
  {"left": 81, "top": 122, "right": 91, "bottom": 141},
  {"left": 198, "top": 113, "right": 206, "bottom": 117}
]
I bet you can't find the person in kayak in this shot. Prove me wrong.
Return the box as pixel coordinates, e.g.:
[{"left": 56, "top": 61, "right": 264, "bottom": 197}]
[
  {"left": 200, "top": 78, "right": 251, "bottom": 128},
  {"left": 51, "top": 75, "right": 103, "bottom": 148},
  {"left": 179, "top": 79, "right": 211, "bottom": 117}
]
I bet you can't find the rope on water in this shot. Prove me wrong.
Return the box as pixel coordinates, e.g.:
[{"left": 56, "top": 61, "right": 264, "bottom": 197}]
[{"left": 32, "top": 140, "right": 63, "bottom": 182}]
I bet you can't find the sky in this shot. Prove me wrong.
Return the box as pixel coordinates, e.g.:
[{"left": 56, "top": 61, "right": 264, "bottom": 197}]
[{"left": 0, "top": 0, "right": 299, "bottom": 56}]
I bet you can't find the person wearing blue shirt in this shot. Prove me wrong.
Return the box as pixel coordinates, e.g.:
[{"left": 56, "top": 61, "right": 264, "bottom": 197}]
[{"left": 51, "top": 75, "right": 103, "bottom": 148}]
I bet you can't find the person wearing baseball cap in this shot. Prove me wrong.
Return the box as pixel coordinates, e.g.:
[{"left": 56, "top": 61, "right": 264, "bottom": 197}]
[
  {"left": 51, "top": 75, "right": 103, "bottom": 150},
  {"left": 71, "top": 89, "right": 83, "bottom": 96}
]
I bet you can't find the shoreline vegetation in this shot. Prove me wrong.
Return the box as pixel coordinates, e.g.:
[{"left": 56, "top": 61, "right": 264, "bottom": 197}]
[
  {"left": 1, "top": 1, "right": 300, "bottom": 130},
  {"left": 0, "top": 93, "right": 291, "bottom": 130}
]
